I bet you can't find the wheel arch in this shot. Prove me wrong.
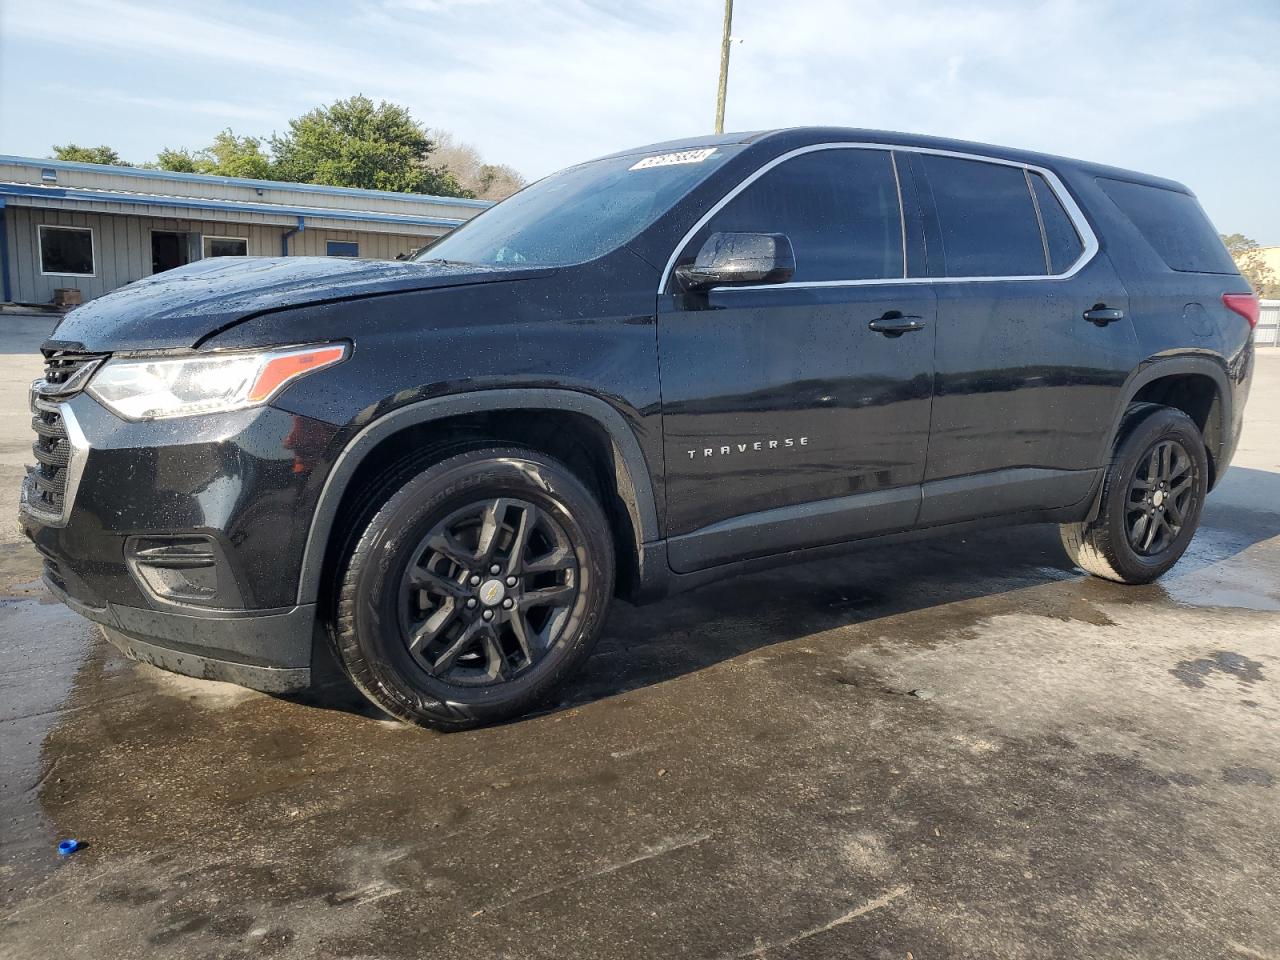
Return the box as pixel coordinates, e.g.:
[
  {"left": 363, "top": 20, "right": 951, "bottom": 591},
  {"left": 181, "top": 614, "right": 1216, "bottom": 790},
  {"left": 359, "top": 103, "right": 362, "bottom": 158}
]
[
  {"left": 297, "top": 389, "right": 660, "bottom": 606},
  {"left": 1108, "top": 355, "right": 1232, "bottom": 490}
]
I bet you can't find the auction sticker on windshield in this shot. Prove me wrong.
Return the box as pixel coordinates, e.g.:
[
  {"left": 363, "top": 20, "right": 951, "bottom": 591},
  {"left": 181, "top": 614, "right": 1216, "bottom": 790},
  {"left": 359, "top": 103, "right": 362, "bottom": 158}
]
[{"left": 629, "top": 148, "right": 717, "bottom": 170}]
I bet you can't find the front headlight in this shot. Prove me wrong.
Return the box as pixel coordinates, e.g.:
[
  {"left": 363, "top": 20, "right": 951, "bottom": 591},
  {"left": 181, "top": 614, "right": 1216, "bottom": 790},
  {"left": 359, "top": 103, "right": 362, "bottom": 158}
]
[{"left": 87, "top": 343, "right": 348, "bottom": 421}]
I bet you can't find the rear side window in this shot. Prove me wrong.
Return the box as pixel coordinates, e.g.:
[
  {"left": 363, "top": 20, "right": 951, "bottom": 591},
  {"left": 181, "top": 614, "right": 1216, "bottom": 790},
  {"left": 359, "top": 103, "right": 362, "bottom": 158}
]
[
  {"left": 695, "top": 148, "right": 904, "bottom": 282},
  {"left": 921, "top": 155, "right": 1046, "bottom": 277},
  {"left": 1098, "top": 178, "right": 1236, "bottom": 274},
  {"left": 1029, "top": 172, "right": 1084, "bottom": 273}
]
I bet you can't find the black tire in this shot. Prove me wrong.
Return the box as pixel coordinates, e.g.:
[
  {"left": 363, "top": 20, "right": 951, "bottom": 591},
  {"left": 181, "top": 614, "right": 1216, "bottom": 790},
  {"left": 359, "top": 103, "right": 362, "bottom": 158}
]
[
  {"left": 1060, "top": 403, "right": 1209, "bottom": 584},
  {"left": 332, "top": 447, "right": 614, "bottom": 730}
]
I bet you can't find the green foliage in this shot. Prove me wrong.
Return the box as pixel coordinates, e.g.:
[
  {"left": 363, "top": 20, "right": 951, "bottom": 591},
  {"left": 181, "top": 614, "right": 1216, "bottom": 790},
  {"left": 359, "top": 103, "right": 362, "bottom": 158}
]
[
  {"left": 152, "top": 131, "right": 271, "bottom": 179},
  {"left": 51, "top": 144, "right": 131, "bottom": 166},
  {"left": 152, "top": 148, "right": 199, "bottom": 173},
  {"left": 270, "top": 96, "right": 471, "bottom": 196},
  {"left": 473, "top": 163, "right": 525, "bottom": 200},
  {"left": 49, "top": 99, "right": 510, "bottom": 198},
  {"left": 1221, "top": 233, "right": 1279, "bottom": 297},
  {"left": 202, "top": 131, "right": 272, "bottom": 180},
  {"left": 1221, "top": 233, "right": 1259, "bottom": 258}
]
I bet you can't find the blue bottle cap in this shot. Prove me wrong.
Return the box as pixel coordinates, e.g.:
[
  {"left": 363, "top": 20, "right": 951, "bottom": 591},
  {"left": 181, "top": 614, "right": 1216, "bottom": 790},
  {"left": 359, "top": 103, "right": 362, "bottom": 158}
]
[{"left": 57, "top": 839, "right": 79, "bottom": 857}]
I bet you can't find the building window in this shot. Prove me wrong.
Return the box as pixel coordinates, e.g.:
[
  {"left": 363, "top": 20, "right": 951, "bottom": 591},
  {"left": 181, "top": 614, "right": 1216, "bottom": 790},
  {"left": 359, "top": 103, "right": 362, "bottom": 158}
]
[
  {"left": 39, "top": 225, "right": 95, "bottom": 276},
  {"left": 203, "top": 236, "right": 248, "bottom": 258},
  {"left": 326, "top": 240, "right": 359, "bottom": 257}
]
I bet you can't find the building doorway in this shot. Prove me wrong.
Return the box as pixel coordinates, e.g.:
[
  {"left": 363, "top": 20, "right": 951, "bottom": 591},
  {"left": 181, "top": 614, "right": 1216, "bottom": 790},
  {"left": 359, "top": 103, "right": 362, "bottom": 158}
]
[{"left": 151, "top": 231, "right": 193, "bottom": 274}]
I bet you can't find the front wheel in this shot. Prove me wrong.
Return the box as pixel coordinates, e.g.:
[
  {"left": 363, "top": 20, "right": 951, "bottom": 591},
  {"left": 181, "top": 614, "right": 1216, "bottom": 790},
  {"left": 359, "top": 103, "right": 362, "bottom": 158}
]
[
  {"left": 1060, "top": 404, "right": 1209, "bottom": 584},
  {"left": 332, "top": 447, "right": 614, "bottom": 730}
]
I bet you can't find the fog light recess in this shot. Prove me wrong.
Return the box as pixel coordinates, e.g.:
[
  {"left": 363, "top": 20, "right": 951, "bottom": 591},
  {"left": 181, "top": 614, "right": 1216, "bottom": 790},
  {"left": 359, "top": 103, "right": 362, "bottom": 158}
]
[{"left": 126, "top": 535, "right": 241, "bottom": 607}]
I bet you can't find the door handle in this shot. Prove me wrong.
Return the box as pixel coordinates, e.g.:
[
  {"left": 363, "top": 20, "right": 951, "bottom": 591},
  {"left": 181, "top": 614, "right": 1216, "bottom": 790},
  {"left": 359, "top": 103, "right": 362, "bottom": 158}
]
[
  {"left": 1083, "top": 305, "right": 1125, "bottom": 326},
  {"left": 868, "top": 312, "right": 926, "bottom": 336}
]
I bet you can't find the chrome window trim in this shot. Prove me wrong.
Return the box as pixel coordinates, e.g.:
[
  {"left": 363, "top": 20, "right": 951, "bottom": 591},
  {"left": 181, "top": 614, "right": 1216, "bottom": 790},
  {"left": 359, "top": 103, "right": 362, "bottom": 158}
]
[
  {"left": 1024, "top": 167, "right": 1053, "bottom": 275},
  {"left": 888, "top": 151, "right": 908, "bottom": 279},
  {"left": 658, "top": 141, "right": 1100, "bottom": 294}
]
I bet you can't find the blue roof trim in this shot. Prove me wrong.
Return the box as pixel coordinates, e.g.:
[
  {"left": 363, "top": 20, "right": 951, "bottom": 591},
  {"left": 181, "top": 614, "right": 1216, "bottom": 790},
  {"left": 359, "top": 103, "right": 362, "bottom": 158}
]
[
  {"left": 0, "top": 154, "right": 494, "bottom": 210},
  {"left": 0, "top": 182, "right": 467, "bottom": 229}
]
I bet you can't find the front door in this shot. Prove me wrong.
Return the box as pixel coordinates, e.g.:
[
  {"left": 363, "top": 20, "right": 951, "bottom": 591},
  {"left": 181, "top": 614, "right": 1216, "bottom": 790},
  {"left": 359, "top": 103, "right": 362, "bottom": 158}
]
[
  {"left": 151, "top": 231, "right": 191, "bottom": 274},
  {"left": 658, "top": 147, "right": 937, "bottom": 572}
]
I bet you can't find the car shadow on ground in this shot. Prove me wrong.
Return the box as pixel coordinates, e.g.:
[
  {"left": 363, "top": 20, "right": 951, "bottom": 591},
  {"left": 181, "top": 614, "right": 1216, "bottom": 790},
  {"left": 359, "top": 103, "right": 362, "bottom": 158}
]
[{"left": 293, "top": 466, "right": 1280, "bottom": 727}]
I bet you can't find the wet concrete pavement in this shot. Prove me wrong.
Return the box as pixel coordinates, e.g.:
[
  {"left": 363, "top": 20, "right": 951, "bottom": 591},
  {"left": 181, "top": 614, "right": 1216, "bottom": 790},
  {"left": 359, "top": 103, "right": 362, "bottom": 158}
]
[{"left": 2, "top": 339, "right": 1278, "bottom": 959}]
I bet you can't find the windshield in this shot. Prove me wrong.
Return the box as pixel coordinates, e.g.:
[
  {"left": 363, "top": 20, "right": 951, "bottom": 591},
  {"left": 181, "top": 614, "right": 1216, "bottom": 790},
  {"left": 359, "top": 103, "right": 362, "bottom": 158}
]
[{"left": 417, "top": 145, "right": 743, "bottom": 268}]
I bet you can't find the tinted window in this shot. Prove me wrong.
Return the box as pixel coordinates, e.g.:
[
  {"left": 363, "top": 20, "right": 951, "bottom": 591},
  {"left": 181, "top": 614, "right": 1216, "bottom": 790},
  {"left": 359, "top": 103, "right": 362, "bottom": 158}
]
[
  {"left": 922, "top": 155, "right": 1045, "bottom": 277},
  {"left": 39, "top": 226, "right": 94, "bottom": 275},
  {"left": 1030, "top": 173, "right": 1083, "bottom": 273},
  {"left": 422, "top": 145, "right": 743, "bottom": 267},
  {"left": 692, "top": 149, "right": 904, "bottom": 282},
  {"left": 1098, "top": 178, "right": 1236, "bottom": 274},
  {"left": 327, "top": 240, "right": 360, "bottom": 257}
]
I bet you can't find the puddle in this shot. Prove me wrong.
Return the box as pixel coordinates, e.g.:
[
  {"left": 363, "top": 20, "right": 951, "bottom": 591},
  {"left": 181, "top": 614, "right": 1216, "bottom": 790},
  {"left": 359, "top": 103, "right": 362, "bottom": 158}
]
[
  {"left": 1170, "top": 651, "right": 1266, "bottom": 690},
  {"left": 1158, "top": 557, "right": 1280, "bottom": 612},
  {"left": 0, "top": 586, "right": 98, "bottom": 888}
]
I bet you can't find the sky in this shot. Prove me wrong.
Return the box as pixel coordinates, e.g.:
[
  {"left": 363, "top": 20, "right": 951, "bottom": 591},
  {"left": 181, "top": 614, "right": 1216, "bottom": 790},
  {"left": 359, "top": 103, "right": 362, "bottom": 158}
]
[{"left": 1, "top": 0, "right": 1278, "bottom": 243}]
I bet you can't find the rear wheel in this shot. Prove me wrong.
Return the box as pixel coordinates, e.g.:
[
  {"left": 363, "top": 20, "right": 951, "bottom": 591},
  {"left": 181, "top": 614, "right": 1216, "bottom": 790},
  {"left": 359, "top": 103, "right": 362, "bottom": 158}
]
[
  {"left": 332, "top": 447, "right": 614, "bottom": 729},
  {"left": 1060, "top": 404, "right": 1208, "bottom": 584}
]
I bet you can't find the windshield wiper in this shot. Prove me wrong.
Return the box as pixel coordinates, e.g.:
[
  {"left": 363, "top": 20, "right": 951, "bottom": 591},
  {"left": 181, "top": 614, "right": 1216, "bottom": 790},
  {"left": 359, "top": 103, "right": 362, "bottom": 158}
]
[{"left": 419, "top": 257, "right": 476, "bottom": 267}]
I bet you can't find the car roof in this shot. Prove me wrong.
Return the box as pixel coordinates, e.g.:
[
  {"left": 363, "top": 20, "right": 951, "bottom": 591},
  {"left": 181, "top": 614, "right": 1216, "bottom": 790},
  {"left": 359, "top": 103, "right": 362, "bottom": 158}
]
[{"left": 593, "top": 127, "right": 1190, "bottom": 194}]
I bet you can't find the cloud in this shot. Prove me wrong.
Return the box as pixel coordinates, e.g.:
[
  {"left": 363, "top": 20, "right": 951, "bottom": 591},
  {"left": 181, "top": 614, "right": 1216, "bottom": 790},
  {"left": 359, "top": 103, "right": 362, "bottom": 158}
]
[
  {"left": 1, "top": 0, "right": 717, "bottom": 173},
  {"left": 4, "top": 0, "right": 375, "bottom": 79},
  {"left": 2, "top": 0, "right": 1278, "bottom": 236},
  {"left": 45, "top": 85, "right": 281, "bottom": 125}
]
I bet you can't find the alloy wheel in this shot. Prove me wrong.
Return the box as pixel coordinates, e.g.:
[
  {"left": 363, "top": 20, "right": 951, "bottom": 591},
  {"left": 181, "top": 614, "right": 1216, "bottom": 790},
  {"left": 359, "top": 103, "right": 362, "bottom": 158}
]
[
  {"left": 397, "top": 497, "right": 580, "bottom": 685},
  {"left": 1125, "top": 438, "right": 1196, "bottom": 557}
]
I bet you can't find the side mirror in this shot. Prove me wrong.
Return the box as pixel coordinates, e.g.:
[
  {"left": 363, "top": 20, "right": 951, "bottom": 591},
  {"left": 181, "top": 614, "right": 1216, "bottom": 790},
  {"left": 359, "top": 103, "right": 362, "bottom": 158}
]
[{"left": 674, "top": 232, "right": 796, "bottom": 291}]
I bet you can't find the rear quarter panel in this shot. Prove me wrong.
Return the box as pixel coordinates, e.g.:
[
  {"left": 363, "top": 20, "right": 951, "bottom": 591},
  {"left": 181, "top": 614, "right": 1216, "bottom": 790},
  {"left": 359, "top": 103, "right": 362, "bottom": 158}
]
[{"left": 1061, "top": 168, "right": 1254, "bottom": 471}]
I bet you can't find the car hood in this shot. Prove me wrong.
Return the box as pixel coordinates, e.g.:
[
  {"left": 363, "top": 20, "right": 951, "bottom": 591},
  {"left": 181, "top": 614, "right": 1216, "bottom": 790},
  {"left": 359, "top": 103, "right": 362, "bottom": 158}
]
[{"left": 47, "top": 256, "right": 554, "bottom": 352}]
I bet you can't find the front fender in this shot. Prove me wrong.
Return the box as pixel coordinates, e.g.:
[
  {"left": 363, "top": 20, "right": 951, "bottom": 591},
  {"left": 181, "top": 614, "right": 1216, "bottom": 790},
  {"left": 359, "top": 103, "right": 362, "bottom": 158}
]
[{"left": 293, "top": 388, "right": 661, "bottom": 605}]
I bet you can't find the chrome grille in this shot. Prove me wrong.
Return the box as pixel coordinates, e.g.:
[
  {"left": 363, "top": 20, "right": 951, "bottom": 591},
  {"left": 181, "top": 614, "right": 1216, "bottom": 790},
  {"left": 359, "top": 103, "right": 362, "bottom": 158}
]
[
  {"left": 22, "top": 350, "right": 104, "bottom": 524},
  {"left": 28, "top": 401, "right": 71, "bottom": 516},
  {"left": 35, "top": 350, "right": 107, "bottom": 399}
]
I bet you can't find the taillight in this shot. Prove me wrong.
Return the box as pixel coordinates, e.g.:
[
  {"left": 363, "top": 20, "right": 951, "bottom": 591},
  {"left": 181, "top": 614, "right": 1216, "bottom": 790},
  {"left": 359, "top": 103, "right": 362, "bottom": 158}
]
[{"left": 1223, "top": 292, "right": 1260, "bottom": 329}]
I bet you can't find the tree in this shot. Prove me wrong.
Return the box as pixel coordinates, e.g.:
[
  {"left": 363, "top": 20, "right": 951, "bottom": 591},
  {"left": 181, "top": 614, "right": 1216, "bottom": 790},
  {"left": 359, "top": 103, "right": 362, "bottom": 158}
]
[
  {"left": 202, "top": 130, "right": 272, "bottom": 180},
  {"left": 154, "top": 131, "right": 271, "bottom": 180},
  {"left": 48, "top": 99, "right": 518, "bottom": 197},
  {"left": 473, "top": 164, "right": 525, "bottom": 201},
  {"left": 51, "top": 144, "right": 131, "bottom": 166},
  {"left": 269, "top": 95, "right": 469, "bottom": 196},
  {"left": 431, "top": 133, "right": 525, "bottom": 200},
  {"left": 153, "top": 148, "right": 199, "bottom": 173},
  {"left": 1222, "top": 233, "right": 1279, "bottom": 298}
]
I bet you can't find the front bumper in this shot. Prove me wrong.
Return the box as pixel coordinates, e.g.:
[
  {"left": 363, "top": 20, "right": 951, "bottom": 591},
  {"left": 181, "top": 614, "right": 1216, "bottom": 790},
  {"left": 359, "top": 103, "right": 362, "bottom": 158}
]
[
  {"left": 20, "top": 390, "right": 338, "bottom": 692},
  {"left": 45, "top": 571, "right": 315, "bottom": 692}
]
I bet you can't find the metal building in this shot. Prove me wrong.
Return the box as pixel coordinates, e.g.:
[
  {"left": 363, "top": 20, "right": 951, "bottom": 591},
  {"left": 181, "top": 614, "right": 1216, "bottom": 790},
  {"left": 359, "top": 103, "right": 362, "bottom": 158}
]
[
  {"left": 0, "top": 155, "right": 492, "bottom": 306},
  {"left": 1258, "top": 300, "right": 1280, "bottom": 347}
]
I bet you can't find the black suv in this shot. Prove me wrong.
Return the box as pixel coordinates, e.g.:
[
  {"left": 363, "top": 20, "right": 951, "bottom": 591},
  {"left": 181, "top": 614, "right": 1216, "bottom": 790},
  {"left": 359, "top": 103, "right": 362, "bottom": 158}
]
[{"left": 20, "top": 128, "right": 1258, "bottom": 729}]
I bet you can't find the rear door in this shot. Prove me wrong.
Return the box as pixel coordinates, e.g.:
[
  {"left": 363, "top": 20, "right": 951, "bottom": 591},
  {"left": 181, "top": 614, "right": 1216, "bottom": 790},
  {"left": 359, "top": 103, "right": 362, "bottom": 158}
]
[
  {"left": 657, "top": 146, "right": 937, "bottom": 572},
  {"left": 908, "top": 152, "right": 1139, "bottom": 525}
]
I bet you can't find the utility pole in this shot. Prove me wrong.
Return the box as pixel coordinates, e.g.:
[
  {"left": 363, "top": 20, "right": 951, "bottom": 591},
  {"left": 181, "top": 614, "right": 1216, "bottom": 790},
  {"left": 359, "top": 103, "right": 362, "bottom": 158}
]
[{"left": 714, "top": 0, "right": 734, "bottom": 134}]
